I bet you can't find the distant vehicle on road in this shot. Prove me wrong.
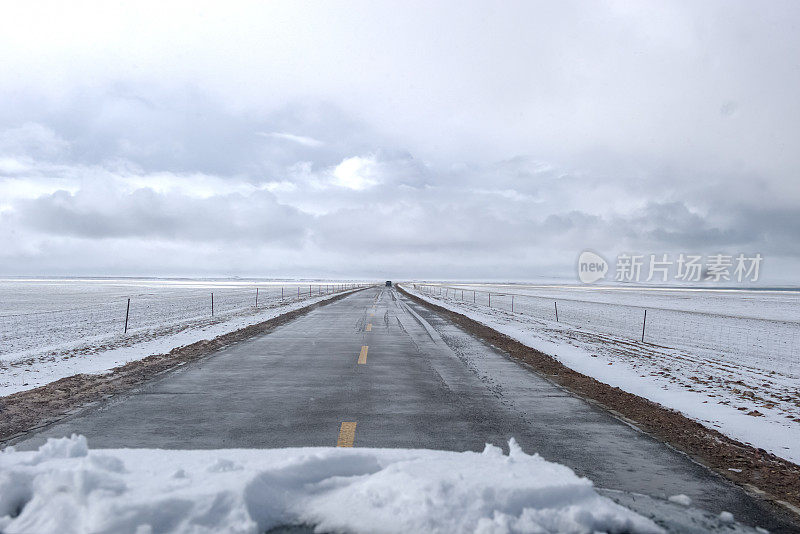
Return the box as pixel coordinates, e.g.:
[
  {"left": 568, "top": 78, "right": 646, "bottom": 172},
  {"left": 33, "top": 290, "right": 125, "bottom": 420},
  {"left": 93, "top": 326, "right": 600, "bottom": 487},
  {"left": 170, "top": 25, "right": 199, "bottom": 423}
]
[{"left": 385, "top": 281, "right": 392, "bottom": 287}]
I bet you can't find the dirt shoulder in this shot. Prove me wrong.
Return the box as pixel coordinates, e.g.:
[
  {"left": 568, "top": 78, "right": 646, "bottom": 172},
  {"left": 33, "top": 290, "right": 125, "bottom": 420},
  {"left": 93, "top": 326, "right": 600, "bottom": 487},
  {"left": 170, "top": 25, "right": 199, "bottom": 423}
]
[
  {"left": 398, "top": 285, "right": 800, "bottom": 517},
  {"left": 0, "top": 289, "right": 364, "bottom": 445}
]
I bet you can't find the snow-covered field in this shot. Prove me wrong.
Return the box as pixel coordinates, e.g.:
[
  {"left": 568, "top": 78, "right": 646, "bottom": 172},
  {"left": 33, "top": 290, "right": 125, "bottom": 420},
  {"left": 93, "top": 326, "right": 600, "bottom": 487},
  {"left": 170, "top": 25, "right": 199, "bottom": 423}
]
[
  {"left": 404, "top": 283, "right": 800, "bottom": 464},
  {"left": 0, "top": 434, "right": 680, "bottom": 533},
  {"left": 0, "top": 278, "right": 364, "bottom": 396}
]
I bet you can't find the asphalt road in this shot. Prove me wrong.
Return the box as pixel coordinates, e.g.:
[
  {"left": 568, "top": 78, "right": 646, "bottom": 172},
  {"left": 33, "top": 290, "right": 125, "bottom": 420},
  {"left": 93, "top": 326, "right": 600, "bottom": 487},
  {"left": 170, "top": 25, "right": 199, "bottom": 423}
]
[{"left": 13, "top": 286, "right": 795, "bottom": 531}]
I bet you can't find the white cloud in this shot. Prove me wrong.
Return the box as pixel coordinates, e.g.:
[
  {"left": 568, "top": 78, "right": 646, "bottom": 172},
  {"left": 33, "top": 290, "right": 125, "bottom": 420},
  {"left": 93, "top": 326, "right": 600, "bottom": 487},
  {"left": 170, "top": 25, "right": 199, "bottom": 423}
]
[
  {"left": 0, "top": 123, "right": 70, "bottom": 160},
  {"left": 331, "top": 155, "right": 380, "bottom": 191},
  {"left": 0, "top": 156, "right": 31, "bottom": 174},
  {"left": 260, "top": 132, "right": 324, "bottom": 148}
]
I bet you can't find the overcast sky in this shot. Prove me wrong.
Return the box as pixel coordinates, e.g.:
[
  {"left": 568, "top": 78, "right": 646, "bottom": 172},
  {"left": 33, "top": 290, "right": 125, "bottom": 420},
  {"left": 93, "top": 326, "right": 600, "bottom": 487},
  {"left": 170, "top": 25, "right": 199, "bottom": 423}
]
[{"left": 1, "top": 1, "right": 798, "bottom": 282}]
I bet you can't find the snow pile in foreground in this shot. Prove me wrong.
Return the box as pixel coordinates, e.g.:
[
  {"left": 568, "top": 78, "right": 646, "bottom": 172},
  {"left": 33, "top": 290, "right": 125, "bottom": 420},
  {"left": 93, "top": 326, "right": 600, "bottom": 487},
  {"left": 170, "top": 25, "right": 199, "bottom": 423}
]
[{"left": 0, "top": 435, "right": 662, "bottom": 534}]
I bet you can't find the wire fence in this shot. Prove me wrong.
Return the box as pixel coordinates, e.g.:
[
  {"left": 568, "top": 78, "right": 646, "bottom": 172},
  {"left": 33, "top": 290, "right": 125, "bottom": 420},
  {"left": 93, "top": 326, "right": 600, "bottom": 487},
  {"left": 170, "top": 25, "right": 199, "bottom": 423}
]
[
  {"left": 411, "top": 284, "right": 800, "bottom": 378},
  {"left": 1, "top": 283, "right": 367, "bottom": 359}
]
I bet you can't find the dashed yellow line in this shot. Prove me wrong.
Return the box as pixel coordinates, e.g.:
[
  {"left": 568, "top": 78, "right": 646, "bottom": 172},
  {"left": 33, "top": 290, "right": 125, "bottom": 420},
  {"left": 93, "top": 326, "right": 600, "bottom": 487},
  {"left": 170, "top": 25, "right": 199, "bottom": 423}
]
[
  {"left": 337, "top": 422, "right": 357, "bottom": 447},
  {"left": 358, "top": 345, "right": 368, "bottom": 364},
  {"left": 366, "top": 323, "right": 372, "bottom": 332}
]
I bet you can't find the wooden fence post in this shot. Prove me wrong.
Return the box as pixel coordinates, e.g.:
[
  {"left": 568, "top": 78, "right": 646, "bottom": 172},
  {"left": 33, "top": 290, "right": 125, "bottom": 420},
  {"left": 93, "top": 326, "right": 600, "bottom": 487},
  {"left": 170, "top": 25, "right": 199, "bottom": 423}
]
[
  {"left": 124, "top": 298, "right": 130, "bottom": 333},
  {"left": 641, "top": 309, "right": 647, "bottom": 342}
]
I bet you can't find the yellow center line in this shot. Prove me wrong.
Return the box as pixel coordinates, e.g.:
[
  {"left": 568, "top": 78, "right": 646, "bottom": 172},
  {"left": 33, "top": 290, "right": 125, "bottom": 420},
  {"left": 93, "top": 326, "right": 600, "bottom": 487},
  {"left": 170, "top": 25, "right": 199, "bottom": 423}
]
[
  {"left": 358, "top": 345, "right": 368, "bottom": 364},
  {"left": 366, "top": 323, "right": 372, "bottom": 331},
  {"left": 337, "top": 421, "right": 357, "bottom": 447}
]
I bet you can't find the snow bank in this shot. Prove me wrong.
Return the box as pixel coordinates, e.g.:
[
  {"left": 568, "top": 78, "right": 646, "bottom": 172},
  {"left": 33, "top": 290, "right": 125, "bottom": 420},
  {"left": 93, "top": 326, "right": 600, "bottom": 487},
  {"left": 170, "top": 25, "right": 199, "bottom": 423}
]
[{"left": 0, "top": 435, "right": 662, "bottom": 534}]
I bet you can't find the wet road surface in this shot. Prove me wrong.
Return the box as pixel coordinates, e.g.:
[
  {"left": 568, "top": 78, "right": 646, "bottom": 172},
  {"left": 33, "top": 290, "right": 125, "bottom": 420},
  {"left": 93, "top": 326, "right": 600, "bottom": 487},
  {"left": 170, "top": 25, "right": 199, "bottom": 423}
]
[{"left": 12, "top": 286, "right": 795, "bottom": 531}]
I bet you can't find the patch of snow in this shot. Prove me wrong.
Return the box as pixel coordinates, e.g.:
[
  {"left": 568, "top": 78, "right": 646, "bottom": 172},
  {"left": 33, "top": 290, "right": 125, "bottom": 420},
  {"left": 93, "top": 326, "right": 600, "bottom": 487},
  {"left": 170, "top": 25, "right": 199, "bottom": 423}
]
[
  {"left": 720, "top": 511, "right": 736, "bottom": 524},
  {"left": 29, "top": 433, "right": 87, "bottom": 464},
  {"left": 667, "top": 494, "right": 692, "bottom": 506},
  {"left": 0, "top": 435, "right": 663, "bottom": 534}
]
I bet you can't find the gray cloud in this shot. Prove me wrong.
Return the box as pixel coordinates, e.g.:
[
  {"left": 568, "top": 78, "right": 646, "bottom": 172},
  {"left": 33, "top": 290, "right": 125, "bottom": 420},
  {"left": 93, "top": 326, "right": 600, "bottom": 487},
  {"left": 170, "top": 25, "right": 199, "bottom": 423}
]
[{"left": 16, "top": 188, "right": 309, "bottom": 244}]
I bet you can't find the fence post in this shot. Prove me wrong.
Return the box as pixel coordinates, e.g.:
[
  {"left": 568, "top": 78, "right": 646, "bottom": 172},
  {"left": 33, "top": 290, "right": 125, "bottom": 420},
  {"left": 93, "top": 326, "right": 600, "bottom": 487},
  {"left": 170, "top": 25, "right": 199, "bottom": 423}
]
[
  {"left": 124, "top": 298, "right": 130, "bottom": 333},
  {"left": 473, "top": 290, "right": 476, "bottom": 303},
  {"left": 255, "top": 288, "right": 259, "bottom": 308},
  {"left": 641, "top": 309, "right": 647, "bottom": 343},
  {"left": 298, "top": 286, "right": 300, "bottom": 298},
  {"left": 281, "top": 286, "right": 284, "bottom": 300},
  {"left": 554, "top": 301, "right": 558, "bottom": 322},
  {"left": 211, "top": 292, "right": 214, "bottom": 317},
  {"left": 511, "top": 295, "right": 514, "bottom": 313},
  {"left": 488, "top": 293, "right": 491, "bottom": 307}
]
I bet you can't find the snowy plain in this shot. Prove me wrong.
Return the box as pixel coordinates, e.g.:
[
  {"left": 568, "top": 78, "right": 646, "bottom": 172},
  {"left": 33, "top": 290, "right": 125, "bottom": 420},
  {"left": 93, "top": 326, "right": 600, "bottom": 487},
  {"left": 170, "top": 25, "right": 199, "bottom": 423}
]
[
  {"left": 424, "top": 283, "right": 800, "bottom": 377},
  {"left": 0, "top": 278, "right": 363, "bottom": 396},
  {"left": 0, "top": 434, "right": 668, "bottom": 534},
  {"left": 403, "top": 284, "right": 800, "bottom": 465}
]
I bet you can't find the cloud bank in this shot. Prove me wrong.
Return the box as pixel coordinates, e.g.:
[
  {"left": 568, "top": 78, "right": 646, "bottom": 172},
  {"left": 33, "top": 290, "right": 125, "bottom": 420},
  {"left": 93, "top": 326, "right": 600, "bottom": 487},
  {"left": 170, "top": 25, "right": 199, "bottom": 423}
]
[{"left": 0, "top": 1, "right": 798, "bottom": 282}]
